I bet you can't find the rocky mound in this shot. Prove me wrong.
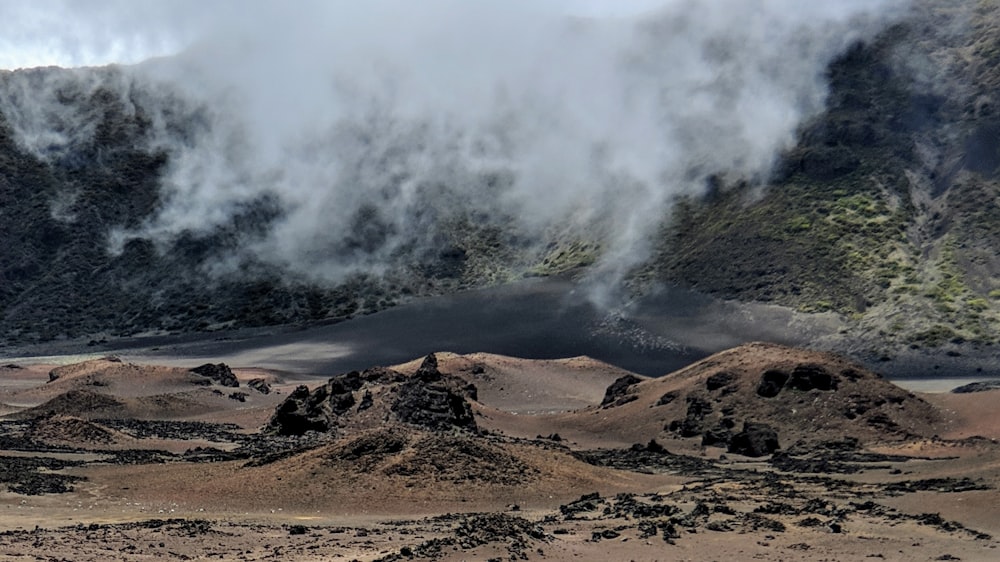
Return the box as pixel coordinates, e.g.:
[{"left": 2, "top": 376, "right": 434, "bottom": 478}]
[
  {"left": 27, "top": 415, "right": 118, "bottom": 445},
  {"left": 13, "top": 389, "right": 125, "bottom": 419},
  {"left": 316, "top": 427, "right": 536, "bottom": 486},
  {"left": 266, "top": 354, "right": 477, "bottom": 436},
  {"left": 584, "top": 343, "right": 943, "bottom": 455}
]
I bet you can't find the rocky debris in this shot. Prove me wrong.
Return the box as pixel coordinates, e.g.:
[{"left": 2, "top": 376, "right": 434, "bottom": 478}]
[
  {"left": 884, "top": 478, "right": 991, "bottom": 495},
  {"left": 951, "top": 380, "right": 1000, "bottom": 393},
  {"left": 572, "top": 443, "right": 717, "bottom": 476},
  {"left": 325, "top": 429, "right": 410, "bottom": 471},
  {"left": 190, "top": 363, "right": 239, "bottom": 387},
  {"left": 391, "top": 355, "right": 477, "bottom": 431},
  {"left": 383, "top": 433, "right": 534, "bottom": 485},
  {"left": 0, "top": 456, "right": 85, "bottom": 495},
  {"left": 601, "top": 374, "right": 643, "bottom": 408},
  {"left": 247, "top": 378, "right": 271, "bottom": 394},
  {"left": 728, "top": 422, "right": 780, "bottom": 457},
  {"left": 28, "top": 415, "right": 115, "bottom": 445}
]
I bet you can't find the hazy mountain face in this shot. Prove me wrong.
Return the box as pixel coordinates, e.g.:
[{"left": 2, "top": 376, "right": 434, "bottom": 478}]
[
  {"left": 1, "top": 2, "right": 904, "bottom": 290},
  {"left": 0, "top": 0, "right": 998, "bottom": 355}
]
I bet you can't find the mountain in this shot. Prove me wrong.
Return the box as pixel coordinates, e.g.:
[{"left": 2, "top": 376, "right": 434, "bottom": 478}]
[{"left": 0, "top": 0, "right": 998, "bottom": 367}]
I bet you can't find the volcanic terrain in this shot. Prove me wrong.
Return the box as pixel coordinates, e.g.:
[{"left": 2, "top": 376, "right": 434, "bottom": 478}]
[{"left": 0, "top": 343, "right": 999, "bottom": 560}]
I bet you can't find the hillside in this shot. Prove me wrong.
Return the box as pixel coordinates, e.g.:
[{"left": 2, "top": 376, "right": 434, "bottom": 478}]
[{"left": 0, "top": 0, "right": 998, "bottom": 365}]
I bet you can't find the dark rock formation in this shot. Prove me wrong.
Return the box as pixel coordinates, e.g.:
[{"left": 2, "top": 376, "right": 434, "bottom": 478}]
[
  {"left": 265, "top": 370, "right": 365, "bottom": 435},
  {"left": 706, "top": 371, "right": 737, "bottom": 391},
  {"left": 728, "top": 422, "right": 780, "bottom": 457},
  {"left": 391, "top": 355, "right": 477, "bottom": 431},
  {"left": 190, "top": 363, "right": 239, "bottom": 388},
  {"left": 267, "top": 386, "right": 330, "bottom": 436},
  {"left": 247, "top": 378, "right": 271, "bottom": 394},
  {"left": 669, "top": 396, "right": 713, "bottom": 438},
  {"left": 601, "top": 374, "right": 643, "bottom": 408},
  {"left": 701, "top": 425, "right": 733, "bottom": 447},
  {"left": 787, "top": 364, "right": 838, "bottom": 391},
  {"left": 655, "top": 391, "right": 679, "bottom": 406},
  {"left": 756, "top": 370, "right": 789, "bottom": 398}
]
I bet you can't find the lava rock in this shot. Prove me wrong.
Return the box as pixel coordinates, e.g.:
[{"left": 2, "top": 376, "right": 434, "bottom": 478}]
[
  {"left": 728, "top": 422, "right": 780, "bottom": 457},
  {"left": 788, "top": 364, "right": 838, "bottom": 391},
  {"left": 706, "top": 371, "right": 737, "bottom": 391},
  {"left": 190, "top": 363, "right": 239, "bottom": 388},
  {"left": 601, "top": 375, "right": 643, "bottom": 407},
  {"left": 247, "top": 378, "right": 271, "bottom": 394},
  {"left": 391, "top": 354, "right": 477, "bottom": 431}
]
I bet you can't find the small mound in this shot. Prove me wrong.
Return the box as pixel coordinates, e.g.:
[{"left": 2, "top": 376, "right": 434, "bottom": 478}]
[
  {"left": 580, "top": 342, "right": 944, "bottom": 453},
  {"left": 14, "top": 389, "right": 125, "bottom": 419},
  {"left": 382, "top": 433, "right": 537, "bottom": 486},
  {"left": 266, "top": 354, "right": 477, "bottom": 436},
  {"left": 28, "top": 415, "right": 117, "bottom": 445}
]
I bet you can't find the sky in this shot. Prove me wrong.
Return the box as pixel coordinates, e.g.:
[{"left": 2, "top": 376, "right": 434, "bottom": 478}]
[{"left": 0, "top": 0, "right": 668, "bottom": 70}]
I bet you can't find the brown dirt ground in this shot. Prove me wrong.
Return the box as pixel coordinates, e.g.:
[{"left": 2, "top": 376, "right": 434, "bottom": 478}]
[{"left": 1, "top": 345, "right": 999, "bottom": 561}]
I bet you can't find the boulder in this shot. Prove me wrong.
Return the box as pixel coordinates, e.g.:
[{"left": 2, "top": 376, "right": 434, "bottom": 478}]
[{"left": 190, "top": 363, "right": 239, "bottom": 388}]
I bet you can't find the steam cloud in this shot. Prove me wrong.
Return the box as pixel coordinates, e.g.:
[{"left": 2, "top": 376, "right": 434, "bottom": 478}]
[{"left": 0, "top": 0, "right": 910, "bottom": 300}]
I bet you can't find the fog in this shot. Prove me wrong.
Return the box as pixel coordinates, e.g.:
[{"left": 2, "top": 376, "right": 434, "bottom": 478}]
[{"left": 0, "top": 0, "right": 910, "bottom": 301}]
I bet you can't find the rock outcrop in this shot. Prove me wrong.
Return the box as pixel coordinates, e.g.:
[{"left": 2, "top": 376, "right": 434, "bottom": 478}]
[
  {"left": 190, "top": 364, "right": 239, "bottom": 388},
  {"left": 266, "top": 353, "right": 477, "bottom": 436}
]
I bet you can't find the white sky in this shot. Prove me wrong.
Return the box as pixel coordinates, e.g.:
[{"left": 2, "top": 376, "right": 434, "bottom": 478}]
[{"left": 0, "top": 0, "right": 668, "bottom": 70}]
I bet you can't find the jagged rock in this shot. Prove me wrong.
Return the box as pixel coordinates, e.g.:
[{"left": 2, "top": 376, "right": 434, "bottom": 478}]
[
  {"left": 267, "top": 386, "right": 329, "bottom": 436},
  {"left": 728, "top": 422, "right": 780, "bottom": 457},
  {"left": 266, "top": 371, "right": 364, "bottom": 435},
  {"left": 601, "top": 375, "right": 643, "bottom": 407},
  {"left": 190, "top": 363, "right": 239, "bottom": 388},
  {"left": 247, "top": 378, "right": 271, "bottom": 394},
  {"left": 391, "top": 355, "right": 477, "bottom": 431}
]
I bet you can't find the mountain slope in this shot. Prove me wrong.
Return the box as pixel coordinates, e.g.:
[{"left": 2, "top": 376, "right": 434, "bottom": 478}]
[{"left": 0, "top": 0, "right": 998, "bottom": 364}]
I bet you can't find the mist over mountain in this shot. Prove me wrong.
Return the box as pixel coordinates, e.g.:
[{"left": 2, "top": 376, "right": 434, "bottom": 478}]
[{"left": 0, "top": 0, "right": 998, "bottom": 364}]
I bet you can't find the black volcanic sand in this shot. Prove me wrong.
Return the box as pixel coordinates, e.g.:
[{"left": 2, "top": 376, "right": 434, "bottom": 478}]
[
  {"left": 0, "top": 278, "right": 847, "bottom": 377},
  {"left": 4, "top": 276, "right": 996, "bottom": 380}
]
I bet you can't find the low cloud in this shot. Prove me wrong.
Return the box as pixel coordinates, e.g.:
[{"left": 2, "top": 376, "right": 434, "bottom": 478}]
[{"left": 0, "top": 0, "right": 911, "bottom": 298}]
